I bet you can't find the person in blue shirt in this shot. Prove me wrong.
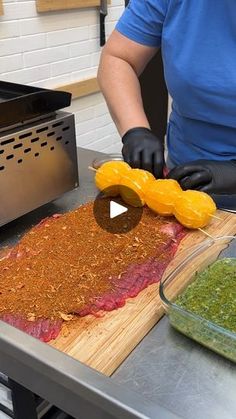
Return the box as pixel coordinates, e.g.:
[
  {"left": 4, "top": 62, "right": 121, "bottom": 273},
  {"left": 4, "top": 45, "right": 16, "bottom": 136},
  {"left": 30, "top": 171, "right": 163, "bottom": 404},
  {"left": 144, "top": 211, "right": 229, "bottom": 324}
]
[{"left": 97, "top": 0, "right": 236, "bottom": 208}]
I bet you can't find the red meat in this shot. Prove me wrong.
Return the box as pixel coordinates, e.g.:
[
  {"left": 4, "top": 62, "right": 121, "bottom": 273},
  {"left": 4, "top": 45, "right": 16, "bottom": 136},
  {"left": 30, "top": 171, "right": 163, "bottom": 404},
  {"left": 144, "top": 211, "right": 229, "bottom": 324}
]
[
  {"left": 0, "top": 216, "right": 185, "bottom": 342},
  {"left": 78, "top": 224, "right": 184, "bottom": 316},
  {"left": 1, "top": 314, "right": 62, "bottom": 342}
]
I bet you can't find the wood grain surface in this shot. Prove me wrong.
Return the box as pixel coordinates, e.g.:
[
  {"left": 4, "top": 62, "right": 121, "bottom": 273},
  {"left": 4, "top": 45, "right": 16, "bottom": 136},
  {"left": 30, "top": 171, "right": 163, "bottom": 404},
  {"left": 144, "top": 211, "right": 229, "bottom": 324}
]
[
  {"left": 0, "top": 1, "right": 3, "bottom": 15},
  {"left": 56, "top": 78, "right": 100, "bottom": 99},
  {"left": 51, "top": 210, "right": 236, "bottom": 376},
  {"left": 36, "top": 0, "right": 110, "bottom": 12}
]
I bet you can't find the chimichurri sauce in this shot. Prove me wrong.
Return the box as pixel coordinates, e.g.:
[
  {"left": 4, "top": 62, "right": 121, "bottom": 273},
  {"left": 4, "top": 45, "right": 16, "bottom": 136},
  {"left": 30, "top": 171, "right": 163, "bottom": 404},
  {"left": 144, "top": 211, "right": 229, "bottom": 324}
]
[{"left": 175, "top": 258, "right": 236, "bottom": 333}]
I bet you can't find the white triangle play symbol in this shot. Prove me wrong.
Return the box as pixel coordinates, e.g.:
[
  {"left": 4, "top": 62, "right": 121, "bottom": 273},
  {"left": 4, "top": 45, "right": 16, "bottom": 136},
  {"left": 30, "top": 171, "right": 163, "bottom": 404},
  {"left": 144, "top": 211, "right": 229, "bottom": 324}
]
[{"left": 110, "top": 201, "right": 128, "bottom": 219}]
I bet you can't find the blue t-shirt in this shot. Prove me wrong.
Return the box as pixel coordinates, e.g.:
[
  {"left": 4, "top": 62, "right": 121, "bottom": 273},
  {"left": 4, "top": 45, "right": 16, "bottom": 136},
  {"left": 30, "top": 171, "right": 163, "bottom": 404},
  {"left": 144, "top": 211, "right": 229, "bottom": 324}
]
[{"left": 116, "top": 0, "right": 236, "bottom": 165}]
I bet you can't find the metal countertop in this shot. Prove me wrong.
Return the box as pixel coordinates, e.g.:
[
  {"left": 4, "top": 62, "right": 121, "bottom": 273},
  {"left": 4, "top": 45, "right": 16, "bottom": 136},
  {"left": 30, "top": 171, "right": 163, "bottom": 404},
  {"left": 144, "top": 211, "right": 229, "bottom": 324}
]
[{"left": 1, "top": 148, "right": 235, "bottom": 419}]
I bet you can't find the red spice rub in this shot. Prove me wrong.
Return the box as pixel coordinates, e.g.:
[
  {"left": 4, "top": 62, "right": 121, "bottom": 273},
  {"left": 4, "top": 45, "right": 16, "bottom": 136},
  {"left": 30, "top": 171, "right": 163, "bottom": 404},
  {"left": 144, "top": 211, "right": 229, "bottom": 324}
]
[{"left": 0, "top": 201, "right": 186, "bottom": 341}]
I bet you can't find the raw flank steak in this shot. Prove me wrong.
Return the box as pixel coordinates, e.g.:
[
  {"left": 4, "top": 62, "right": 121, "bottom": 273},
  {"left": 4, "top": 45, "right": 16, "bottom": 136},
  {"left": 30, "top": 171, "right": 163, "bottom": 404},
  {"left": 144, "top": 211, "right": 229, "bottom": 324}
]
[
  {"left": 0, "top": 201, "right": 186, "bottom": 342},
  {"left": 1, "top": 314, "right": 62, "bottom": 341}
]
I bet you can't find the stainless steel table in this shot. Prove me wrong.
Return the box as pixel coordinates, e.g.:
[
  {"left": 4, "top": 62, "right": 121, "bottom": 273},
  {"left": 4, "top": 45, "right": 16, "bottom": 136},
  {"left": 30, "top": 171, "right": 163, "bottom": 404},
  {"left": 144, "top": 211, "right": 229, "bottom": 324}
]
[{"left": 0, "top": 148, "right": 235, "bottom": 419}]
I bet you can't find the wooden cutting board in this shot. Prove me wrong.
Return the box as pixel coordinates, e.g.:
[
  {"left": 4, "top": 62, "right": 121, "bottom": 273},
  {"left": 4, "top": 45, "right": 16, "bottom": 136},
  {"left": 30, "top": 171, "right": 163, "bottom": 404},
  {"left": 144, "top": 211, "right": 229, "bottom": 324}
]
[{"left": 51, "top": 210, "right": 236, "bottom": 376}]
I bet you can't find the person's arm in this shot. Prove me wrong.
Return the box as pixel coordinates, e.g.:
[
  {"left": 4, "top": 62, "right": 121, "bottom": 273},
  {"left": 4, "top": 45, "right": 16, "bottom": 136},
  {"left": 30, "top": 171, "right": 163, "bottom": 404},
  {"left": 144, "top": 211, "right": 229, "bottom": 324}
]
[
  {"left": 97, "top": 30, "right": 164, "bottom": 178},
  {"left": 98, "top": 30, "right": 157, "bottom": 136}
]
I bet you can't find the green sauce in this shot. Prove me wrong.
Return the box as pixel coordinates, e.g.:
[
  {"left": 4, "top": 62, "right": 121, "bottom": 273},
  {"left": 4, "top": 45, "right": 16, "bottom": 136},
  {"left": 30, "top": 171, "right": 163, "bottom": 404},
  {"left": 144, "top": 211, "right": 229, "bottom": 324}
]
[
  {"left": 175, "top": 258, "right": 236, "bottom": 333},
  {"left": 169, "top": 258, "right": 236, "bottom": 362}
]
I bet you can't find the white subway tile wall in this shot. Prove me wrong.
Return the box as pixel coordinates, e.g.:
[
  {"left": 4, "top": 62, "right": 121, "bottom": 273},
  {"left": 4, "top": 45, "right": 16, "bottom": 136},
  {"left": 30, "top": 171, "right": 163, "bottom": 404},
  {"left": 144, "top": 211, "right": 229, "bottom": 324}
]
[{"left": 0, "top": 0, "right": 125, "bottom": 153}]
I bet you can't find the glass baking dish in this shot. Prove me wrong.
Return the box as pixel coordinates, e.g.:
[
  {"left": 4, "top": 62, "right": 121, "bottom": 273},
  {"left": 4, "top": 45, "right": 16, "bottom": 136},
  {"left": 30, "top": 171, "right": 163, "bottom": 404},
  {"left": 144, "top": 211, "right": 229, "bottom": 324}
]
[
  {"left": 92, "top": 153, "right": 123, "bottom": 169},
  {"left": 160, "top": 236, "right": 236, "bottom": 362}
]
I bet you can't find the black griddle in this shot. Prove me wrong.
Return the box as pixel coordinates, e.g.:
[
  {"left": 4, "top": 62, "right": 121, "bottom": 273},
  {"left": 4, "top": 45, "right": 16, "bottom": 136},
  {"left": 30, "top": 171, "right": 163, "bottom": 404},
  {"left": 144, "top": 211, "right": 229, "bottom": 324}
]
[{"left": 0, "top": 81, "right": 71, "bottom": 130}]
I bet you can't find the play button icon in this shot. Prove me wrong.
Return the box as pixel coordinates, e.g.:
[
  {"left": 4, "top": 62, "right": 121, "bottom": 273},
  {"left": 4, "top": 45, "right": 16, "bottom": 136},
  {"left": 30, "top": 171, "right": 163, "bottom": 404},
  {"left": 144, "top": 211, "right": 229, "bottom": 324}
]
[
  {"left": 93, "top": 185, "right": 143, "bottom": 234},
  {"left": 110, "top": 201, "right": 128, "bottom": 219}
]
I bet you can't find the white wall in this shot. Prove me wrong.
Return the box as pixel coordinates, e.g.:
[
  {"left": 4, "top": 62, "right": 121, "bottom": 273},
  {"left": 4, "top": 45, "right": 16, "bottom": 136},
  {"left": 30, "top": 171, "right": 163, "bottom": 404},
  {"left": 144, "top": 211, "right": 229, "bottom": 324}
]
[{"left": 0, "top": 0, "right": 125, "bottom": 153}]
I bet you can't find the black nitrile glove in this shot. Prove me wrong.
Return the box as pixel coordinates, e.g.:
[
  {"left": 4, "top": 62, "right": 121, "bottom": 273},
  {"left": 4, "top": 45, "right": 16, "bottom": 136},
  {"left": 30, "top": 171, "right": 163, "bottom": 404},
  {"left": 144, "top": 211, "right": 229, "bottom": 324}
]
[
  {"left": 167, "top": 160, "right": 236, "bottom": 195},
  {"left": 122, "top": 127, "right": 164, "bottom": 178}
]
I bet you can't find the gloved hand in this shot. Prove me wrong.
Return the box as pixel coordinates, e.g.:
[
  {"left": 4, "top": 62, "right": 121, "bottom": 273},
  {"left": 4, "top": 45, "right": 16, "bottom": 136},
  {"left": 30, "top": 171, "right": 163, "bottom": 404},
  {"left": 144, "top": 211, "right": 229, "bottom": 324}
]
[
  {"left": 122, "top": 127, "right": 164, "bottom": 178},
  {"left": 167, "top": 160, "right": 236, "bottom": 194}
]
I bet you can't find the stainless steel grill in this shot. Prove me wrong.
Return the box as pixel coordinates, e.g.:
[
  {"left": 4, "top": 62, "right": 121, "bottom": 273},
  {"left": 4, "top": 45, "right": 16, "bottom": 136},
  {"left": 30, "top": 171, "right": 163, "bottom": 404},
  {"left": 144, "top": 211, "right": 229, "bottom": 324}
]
[{"left": 0, "top": 111, "right": 78, "bottom": 227}]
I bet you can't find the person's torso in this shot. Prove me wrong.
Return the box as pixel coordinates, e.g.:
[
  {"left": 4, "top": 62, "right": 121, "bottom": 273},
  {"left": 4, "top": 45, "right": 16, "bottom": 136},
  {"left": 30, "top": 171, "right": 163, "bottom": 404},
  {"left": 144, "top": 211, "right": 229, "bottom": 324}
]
[{"left": 162, "top": 0, "right": 236, "bottom": 164}]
